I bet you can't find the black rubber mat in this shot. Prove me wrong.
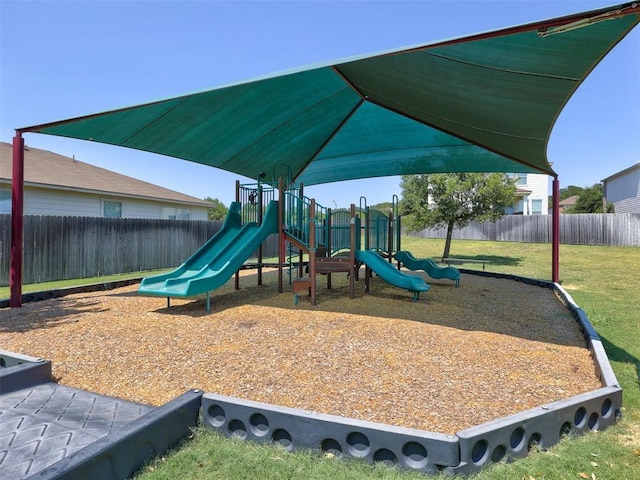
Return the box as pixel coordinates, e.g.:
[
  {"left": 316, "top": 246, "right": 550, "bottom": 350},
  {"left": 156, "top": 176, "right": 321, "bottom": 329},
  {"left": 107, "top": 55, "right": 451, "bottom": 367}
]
[{"left": 0, "top": 382, "right": 153, "bottom": 479}]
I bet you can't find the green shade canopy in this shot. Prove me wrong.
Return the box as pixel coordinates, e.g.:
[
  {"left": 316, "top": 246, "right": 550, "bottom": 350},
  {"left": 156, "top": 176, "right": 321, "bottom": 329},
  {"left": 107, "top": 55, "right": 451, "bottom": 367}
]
[{"left": 19, "top": 3, "right": 640, "bottom": 185}]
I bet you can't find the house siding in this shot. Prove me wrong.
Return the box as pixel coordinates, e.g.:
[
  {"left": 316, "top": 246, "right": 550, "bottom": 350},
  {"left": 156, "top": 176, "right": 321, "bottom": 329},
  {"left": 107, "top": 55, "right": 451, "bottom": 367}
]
[
  {"left": 523, "top": 174, "right": 548, "bottom": 215},
  {"left": 604, "top": 166, "right": 640, "bottom": 214},
  {"left": 0, "top": 184, "right": 209, "bottom": 220},
  {"left": 612, "top": 197, "right": 640, "bottom": 213},
  {"left": 24, "top": 187, "right": 101, "bottom": 216},
  {"left": 510, "top": 173, "right": 548, "bottom": 215}
]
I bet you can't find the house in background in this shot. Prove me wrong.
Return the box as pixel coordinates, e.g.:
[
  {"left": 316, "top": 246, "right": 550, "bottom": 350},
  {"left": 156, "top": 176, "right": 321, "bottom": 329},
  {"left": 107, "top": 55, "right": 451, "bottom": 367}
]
[
  {"left": 506, "top": 173, "right": 548, "bottom": 215},
  {"left": 559, "top": 195, "right": 580, "bottom": 213},
  {"left": 602, "top": 162, "right": 640, "bottom": 213},
  {"left": 0, "top": 142, "right": 213, "bottom": 220}
]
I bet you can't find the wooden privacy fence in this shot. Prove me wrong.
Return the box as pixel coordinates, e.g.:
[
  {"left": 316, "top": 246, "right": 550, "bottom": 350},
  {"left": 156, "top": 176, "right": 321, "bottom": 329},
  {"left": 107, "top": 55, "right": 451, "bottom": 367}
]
[
  {"left": 0, "top": 215, "right": 279, "bottom": 287},
  {"left": 1, "top": 213, "right": 637, "bottom": 287},
  {"left": 408, "top": 213, "right": 640, "bottom": 247}
]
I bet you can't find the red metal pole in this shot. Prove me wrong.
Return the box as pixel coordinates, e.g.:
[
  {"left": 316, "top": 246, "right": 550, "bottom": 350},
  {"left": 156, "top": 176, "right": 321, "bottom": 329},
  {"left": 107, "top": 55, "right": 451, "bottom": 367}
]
[
  {"left": 10, "top": 133, "right": 25, "bottom": 308},
  {"left": 278, "top": 178, "right": 284, "bottom": 294},
  {"left": 552, "top": 176, "right": 560, "bottom": 283},
  {"left": 309, "top": 199, "right": 317, "bottom": 306}
]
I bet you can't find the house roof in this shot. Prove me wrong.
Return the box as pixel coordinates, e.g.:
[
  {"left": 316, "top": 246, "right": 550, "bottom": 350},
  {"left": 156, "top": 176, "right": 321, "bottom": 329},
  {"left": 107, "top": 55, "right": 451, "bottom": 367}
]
[
  {"left": 559, "top": 195, "right": 580, "bottom": 207},
  {"left": 601, "top": 162, "right": 640, "bottom": 182},
  {"left": 0, "top": 142, "right": 213, "bottom": 207}
]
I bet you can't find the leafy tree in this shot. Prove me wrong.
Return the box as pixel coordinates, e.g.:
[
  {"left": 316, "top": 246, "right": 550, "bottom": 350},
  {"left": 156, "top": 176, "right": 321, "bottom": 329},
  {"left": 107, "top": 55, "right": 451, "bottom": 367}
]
[
  {"left": 400, "top": 173, "right": 517, "bottom": 259},
  {"left": 370, "top": 202, "right": 393, "bottom": 214},
  {"left": 204, "top": 197, "right": 228, "bottom": 221},
  {"left": 559, "top": 185, "right": 584, "bottom": 200},
  {"left": 549, "top": 185, "right": 584, "bottom": 206},
  {"left": 568, "top": 183, "right": 612, "bottom": 213}
]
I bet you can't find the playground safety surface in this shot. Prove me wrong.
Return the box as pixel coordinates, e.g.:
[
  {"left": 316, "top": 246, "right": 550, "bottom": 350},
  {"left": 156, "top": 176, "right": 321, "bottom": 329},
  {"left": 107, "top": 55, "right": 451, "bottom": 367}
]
[{"left": 0, "top": 269, "right": 601, "bottom": 436}]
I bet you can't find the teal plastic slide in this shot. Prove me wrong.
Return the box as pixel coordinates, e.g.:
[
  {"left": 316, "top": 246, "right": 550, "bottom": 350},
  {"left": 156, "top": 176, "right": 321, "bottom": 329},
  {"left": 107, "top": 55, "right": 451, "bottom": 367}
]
[
  {"left": 138, "top": 200, "right": 279, "bottom": 298},
  {"left": 394, "top": 250, "right": 460, "bottom": 287},
  {"left": 355, "top": 249, "right": 430, "bottom": 301}
]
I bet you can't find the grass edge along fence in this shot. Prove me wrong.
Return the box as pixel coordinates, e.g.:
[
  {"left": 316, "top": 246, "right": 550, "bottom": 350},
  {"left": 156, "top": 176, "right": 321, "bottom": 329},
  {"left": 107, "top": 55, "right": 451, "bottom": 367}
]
[{"left": 408, "top": 212, "right": 640, "bottom": 246}]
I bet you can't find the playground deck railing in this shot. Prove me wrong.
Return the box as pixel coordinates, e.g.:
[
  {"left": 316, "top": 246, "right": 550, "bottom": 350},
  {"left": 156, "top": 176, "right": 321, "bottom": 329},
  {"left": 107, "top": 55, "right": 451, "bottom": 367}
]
[
  {"left": 283, "top": 191, "right": 328, "bottom": 251},
  {"left": 236, "top": 181, "right": 278, "bottom": 226}
]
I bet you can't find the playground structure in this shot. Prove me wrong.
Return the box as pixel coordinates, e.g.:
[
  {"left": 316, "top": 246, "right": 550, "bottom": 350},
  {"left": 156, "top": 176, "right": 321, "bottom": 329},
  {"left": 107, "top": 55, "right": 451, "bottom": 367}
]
[{"left": 139, "top": 176, "right": 431, "bottom": 307}]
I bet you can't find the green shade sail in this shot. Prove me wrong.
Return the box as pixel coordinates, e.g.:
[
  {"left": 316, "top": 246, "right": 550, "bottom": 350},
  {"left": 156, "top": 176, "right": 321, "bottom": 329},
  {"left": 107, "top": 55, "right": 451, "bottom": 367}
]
[{"left": 20, "top": 3, "right": 640, "bottom": 185}]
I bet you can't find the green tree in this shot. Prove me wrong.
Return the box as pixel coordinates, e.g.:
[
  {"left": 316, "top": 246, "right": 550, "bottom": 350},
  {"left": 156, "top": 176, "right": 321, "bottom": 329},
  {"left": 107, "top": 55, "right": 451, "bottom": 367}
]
[
  {"left": 370, "top": 202, "right": 393, "bottom": 214},
  {"left": 400, "top": 173, "right": 517, "bottom": 259},
  {"left": 549, "top": 185, "right": 584, "bottom": 206},
  {"left": 568, "top": 183, "right": 612, "bottom": 213},
  {"left": 560, "top": 185, "right": 584, "bottom": 200},
  {"left": 204, "top": 197, "right": 228, "bottom": 221}
]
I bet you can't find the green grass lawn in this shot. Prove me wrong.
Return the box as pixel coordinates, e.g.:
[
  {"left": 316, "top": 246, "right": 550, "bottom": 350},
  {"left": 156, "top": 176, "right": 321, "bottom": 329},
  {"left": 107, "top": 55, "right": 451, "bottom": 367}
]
[
  {"left": 0, "top": 269, "right": 169, "bottom": 301},
  {"left": 4, "top": 240, "right": 639, "bottom": 478}
]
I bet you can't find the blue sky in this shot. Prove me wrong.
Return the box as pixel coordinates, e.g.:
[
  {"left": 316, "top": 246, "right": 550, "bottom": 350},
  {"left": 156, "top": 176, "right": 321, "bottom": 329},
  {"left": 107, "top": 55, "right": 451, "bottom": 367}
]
[{"left": 1, "top": 0, "right": 638, "bottom": 208}]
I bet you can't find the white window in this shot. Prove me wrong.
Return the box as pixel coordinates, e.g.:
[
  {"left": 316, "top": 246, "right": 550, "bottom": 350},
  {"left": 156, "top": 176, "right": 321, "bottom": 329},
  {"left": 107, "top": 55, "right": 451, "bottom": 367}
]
[
  {"left": 0, "top": 185, "right": 10, "bottom": 214},
  {"left": 531, "top": 199, "right": 543, "bottom": 215},
  {"left": 161, "top": 206, "right": 190, "bottom": 220},
  {"left": 103, "top": 200, "right": 122, "bottom": 218},
  {"left": 514, "top": 173, "right": 527, "bottom": 186}
]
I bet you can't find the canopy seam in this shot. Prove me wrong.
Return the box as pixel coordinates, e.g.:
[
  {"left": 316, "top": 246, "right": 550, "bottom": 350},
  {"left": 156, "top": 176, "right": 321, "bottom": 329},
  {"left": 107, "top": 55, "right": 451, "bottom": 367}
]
[
  {"left": 219, "top": 86, "right": 360, "bottom": 173},
  {"left": 419, "top": 50, "right": 581, "bottom": 81}
]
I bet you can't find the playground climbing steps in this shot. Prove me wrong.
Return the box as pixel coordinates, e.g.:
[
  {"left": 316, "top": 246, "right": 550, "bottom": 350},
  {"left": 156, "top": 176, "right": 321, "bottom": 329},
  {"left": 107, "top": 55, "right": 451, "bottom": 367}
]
[{"left": 282, "top": 195, "right": 359, "bottom": 306}]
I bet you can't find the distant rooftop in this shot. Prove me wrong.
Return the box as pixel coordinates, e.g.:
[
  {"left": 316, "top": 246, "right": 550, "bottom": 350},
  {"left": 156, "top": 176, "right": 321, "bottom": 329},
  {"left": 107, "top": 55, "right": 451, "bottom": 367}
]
[{"left": 559, "top": 195, "right": 579, "bottom": 207}]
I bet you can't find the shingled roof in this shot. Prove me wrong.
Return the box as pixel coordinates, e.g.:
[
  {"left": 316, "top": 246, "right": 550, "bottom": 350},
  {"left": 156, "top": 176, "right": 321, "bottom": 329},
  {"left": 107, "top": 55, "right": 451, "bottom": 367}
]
[{"left": 0, "top": 142, "right": 212, "bottom": 207}]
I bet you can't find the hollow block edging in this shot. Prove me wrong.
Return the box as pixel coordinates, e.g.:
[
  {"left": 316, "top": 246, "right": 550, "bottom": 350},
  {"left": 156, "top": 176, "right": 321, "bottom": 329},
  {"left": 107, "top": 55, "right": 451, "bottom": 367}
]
[
  {"left": 451, "top": 385, "right": 622, "bottom": 475},
  {"left": 202, "top": 393, "right": 459, "bottom": 474}
]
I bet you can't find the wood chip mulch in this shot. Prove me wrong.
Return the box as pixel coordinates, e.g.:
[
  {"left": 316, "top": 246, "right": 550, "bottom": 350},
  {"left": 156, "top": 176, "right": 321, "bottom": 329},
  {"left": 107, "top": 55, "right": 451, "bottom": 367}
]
[{"left": 0, "top": 269, "right": 601, "bottom": 435}]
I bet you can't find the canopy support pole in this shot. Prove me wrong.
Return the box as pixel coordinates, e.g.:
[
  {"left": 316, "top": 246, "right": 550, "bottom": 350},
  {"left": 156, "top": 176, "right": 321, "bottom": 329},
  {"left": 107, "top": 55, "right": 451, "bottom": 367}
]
[
  {"left": 10, "top": 133, "right": 25, "bottom": 308},
  {"left": 552, "top": 176, "right": 560, "bottom": 283}
]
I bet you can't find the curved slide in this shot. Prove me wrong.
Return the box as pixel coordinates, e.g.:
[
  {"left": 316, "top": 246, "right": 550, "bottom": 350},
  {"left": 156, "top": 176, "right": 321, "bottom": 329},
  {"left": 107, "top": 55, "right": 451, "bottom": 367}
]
[
  {"left": 394, "top": 250, "right": 460, "bottom": 287},
  {"left": 138, "top": 200, "right": 279, "bottom": 298},
  {"left": 355, "top": 249, "right": 430, "bottom": 301}
]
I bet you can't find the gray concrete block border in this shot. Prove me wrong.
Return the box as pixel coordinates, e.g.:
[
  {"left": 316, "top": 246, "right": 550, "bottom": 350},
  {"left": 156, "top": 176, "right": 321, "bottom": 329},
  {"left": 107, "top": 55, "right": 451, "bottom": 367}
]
[
  {"left": 202, "top": 393, "right": 459, "bottom": 475},
  {"left": 451, "top": 385, "right": 622, "bottom": 475},
  {"left": 200, "top": 270, "right": 623, "bottom": 475}
]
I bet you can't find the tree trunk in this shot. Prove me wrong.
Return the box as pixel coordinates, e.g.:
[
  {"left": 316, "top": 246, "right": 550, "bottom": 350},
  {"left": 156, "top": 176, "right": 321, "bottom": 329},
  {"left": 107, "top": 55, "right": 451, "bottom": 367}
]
[{"left": 442, "top": 220, "right": 455, "bottom": 260}]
